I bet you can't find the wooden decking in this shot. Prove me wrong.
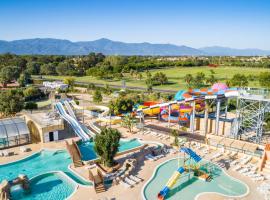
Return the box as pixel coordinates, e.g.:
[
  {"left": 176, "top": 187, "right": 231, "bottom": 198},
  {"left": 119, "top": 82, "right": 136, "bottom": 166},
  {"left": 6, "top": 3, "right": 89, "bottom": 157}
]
[{"left": 65, "top": 140, "right": 83, "bottom": 167}]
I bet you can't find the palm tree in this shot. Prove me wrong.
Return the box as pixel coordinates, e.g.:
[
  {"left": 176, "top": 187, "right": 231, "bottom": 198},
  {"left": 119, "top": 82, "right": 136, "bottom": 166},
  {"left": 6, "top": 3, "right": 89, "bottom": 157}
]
[
  {"left": 170, "top": 129, "right": 179, "bottom": 146},
  {"left": 183, "top": 74, "right": 193, "bottom": 87},
  {"left": 122, "top": 113, "right": 135, "bottom": 133}
]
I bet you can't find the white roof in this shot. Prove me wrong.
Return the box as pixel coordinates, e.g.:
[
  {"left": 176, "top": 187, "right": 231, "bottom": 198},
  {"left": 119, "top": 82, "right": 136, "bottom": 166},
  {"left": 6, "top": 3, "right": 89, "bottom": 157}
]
[{"left": 0, "top": 118, "right": 29, "bottom": 139}]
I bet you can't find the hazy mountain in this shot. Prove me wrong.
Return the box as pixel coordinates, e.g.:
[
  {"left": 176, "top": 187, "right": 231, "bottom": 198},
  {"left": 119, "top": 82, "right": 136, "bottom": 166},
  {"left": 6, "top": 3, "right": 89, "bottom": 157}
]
[
  {"left": 0, "top": 38, "right": 203, "bottom": 56},
  {"left": 200, "top": 46, "right": 270, "bottom": 56},
  {"left": 0, "top": 38, "right": 269, "bottom": 56}
]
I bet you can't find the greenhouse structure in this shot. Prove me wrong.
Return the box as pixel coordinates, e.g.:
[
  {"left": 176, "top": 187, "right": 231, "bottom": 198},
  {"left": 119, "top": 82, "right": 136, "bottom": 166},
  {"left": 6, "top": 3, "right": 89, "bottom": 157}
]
[{"left": 0, "top": 118, "right": 30, "bottom": 149}]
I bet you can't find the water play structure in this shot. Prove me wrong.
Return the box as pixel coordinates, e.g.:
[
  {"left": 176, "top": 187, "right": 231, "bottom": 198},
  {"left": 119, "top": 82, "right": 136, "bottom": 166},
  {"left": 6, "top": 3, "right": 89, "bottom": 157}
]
[
  {"left": 157, "top": 147, "right": 203, "bottom": 200},
  {"left": 0, "top": 174, "right": 30, "bottom": 200}
]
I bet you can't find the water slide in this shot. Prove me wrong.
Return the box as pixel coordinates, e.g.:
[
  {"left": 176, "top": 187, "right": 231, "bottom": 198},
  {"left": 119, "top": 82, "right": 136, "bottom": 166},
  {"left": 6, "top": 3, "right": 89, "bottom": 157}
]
[
  {"left": 157, "top": 147, "right": 202, "bottom": 200},
  {"left": 64, "top": 100, "right": 77, "bottom": 119},
  {"left": 67, "top": 100, "right": 101, "bottom": 135},
  {"left": 55, "top": 102, "right": 90, "bottom": 141}
]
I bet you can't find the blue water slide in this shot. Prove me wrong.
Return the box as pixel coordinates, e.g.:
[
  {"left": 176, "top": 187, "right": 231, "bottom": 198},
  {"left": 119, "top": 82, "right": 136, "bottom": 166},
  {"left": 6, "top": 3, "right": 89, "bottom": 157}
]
[
  {"left": 64, "top": 100, "right": 77, "bottom": 119},
  {"left": 180, "top": 147, "right": 202, "bottom": 163},
  {"left": 174, "top": 90, "right": 186, "bottom": 101},
  {"left": 63, "top": 100, "right": 96, "bottom": 137},
  {"left": 55, "top": 102, "right": 90, "bottom": 141}
]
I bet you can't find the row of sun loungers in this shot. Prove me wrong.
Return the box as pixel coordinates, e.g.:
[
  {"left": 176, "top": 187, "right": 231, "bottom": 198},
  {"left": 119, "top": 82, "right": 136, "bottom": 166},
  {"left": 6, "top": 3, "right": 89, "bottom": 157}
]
[
  {"left": 140, "top": 130, "right": 170, "bottom": 140},
  {"left": 119, "top": 175, "right": 143, "bottom": 188},
  {"left": 210, "top": 152, "right": 222, "bottom": 161},
  {"left": 145, "top": 153, "right": 165, "bottom": 161},
  {"left": 0, "top": 146, "right": 31, "bottom": 157},
  {"left": 257, "top": 182, "right": 270, "bottom": 200},
  {"left": 232, "top": 160, "right": 264, "bottom": 182},
  {"left": 231, "top": 155, "right": 252, "bottom": 167}
]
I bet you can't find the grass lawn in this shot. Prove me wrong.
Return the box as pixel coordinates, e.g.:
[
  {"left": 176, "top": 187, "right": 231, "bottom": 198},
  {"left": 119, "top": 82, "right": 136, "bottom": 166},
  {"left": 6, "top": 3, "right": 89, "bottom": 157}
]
[
  {"left": 36, "top": 99, "right": 52, "bottom": 108},
  {"left": 38, "top": 66, "right": 270, "bottom": 91}
]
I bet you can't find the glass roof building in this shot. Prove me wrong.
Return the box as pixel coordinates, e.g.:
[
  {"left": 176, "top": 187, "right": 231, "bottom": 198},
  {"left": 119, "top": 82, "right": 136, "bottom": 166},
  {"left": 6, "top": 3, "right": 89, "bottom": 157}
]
[{"left": 0, "top": 118, "right": 30, "bottom": 149}]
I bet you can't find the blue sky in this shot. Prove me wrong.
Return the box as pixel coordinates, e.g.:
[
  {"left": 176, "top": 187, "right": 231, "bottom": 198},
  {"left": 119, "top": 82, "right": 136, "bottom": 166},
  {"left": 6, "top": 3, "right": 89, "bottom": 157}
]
[{"left": 0, "top": 0, "right": 270, "bottom": 49}]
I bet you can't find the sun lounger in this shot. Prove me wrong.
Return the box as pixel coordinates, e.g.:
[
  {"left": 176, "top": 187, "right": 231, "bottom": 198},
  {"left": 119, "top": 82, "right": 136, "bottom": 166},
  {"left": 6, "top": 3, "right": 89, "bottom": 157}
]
[
  {"left": 3, "top": 150, "right": 14, "bottom": 157},
  {"left": 165, "top": 136, "right": 170, "bottom": 140},
  {"left": 145, "top": 154, "right": 156, "bottom": 161},
  {"left": 155, "top": 154, "right": 165, "bottom": 159},
  {"left": 239, "top": 168, "right": 249, "bottom": 174},
  {"left": 129, "top": 175, "right": 143, "bottom": 183},
  {"left": 120, "top": 180, "right": 132, "bottom": 188},
  {"left": 250, "top": 173, "right": 262, "bottom": 178},
  {"left": 230, "top": 160, "right": 239, "bottom": 166},
  {"left": 244, "top": 170, "right": 255, "bottom": 176},
  {"left": 233, "top": 165, "right": 242, "bottom": 171},
  {"left": 124, "top": 177, "right": 136, "bottom": 186},
  {"left": 230, "top": 152, "right": 237, "bottom": 157},
  {"left": 240, "top": 156, "right": 252, "bottom": 165},
  {"left": 210, "top": 153, "right": 222, "bottom": 161},
  {"left": 252, "top": 176, "right": 265, "bottom": 182},
  {"left": 216, "top": 162, "right": 225, "bottom": 168}
]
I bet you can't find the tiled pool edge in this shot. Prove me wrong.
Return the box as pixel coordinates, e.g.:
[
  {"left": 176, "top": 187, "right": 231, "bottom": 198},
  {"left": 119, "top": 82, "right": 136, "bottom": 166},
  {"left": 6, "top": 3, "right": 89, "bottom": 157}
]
[
  {"left": 141, "top": 157, "right": 250, "bottom": 200},
  {"left": 0, "top": 148, "right": 93, "bottom": 188},
  {"left": 29, "top": 171, "right": 79, "bottom": 200}
]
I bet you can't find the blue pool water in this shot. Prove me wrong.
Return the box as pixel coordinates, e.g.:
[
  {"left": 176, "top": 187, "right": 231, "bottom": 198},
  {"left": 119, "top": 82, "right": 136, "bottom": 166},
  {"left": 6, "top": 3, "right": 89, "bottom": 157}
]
[
  {"left": 77, "top": 138, "right": 143, "bottom": 161},
  {"left": 143, "top": 158, "right": 248, "bottom": 200},
  {"left": 0, "top": 150, "right": 91, "bottom": 186},
  {"left": 11, "top": 172, "right": 75, "bottom": 200}
]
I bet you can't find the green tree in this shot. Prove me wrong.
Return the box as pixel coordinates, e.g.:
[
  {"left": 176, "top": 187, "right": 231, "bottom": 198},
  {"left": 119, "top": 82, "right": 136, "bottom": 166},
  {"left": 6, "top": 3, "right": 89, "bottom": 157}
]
[
  {"left": 23, "top": 86, "right": 43, "bottom": 101},
  {"left": 87, "top": 83, "right": 96, "bottom": 91},
  {"left": 206, "top": 74, "right": 218, "bottom": 85},
  {"left": 259, "top": 72, "right": 270, "bottom": 88},
  {"left": 40, "top": 63, "right": 56, "bottom": 75},
  {"left": 104, "top": 84, "right": 112, "bottom": 95},
  {"left": 93, "top": 89, "right": 102, "bottom": 103},
  {"left": 183, "top": 74, "right": 193, "bottom": 87},
  {"left": 94, "top": 128, "right": 121, "bottom": 167},
  {"left": 137, "top": 72, "right": 143, "bottom": 80},
  {"left": 63, "top": 77, "right": 75, "bottom": 90},
  {"left": 152, "top": 72, "right": 168, "bottom": 85},
  {"left": 18, "top": 71, "right": 32, "bottom": 87},
  {"left": 0, "top": 66, "right": 20, "bottom": 87},
  {"left": 230, "top": 74, "right": 248, "bottom": 87},
  {"left": 24, "top": 101, "right": 38, "bottom": 113},
  {"left": 0, "top": 89, "right": 24, "bottom": 116},
  {"left": 109, "top": 97, "right": 134, "bottom": 115},
  {"left": 26, "top": 62, "right": 40, "bottom": 75},
  {"left": 170, "top": 129, "right": 179, "bottom": 146},
  {"left": 56, "top": 62, "right": 77, "bottom": 76},
  {"left": 193, "top": 72, "right": 206, "bottom": 88},
  {"left": 122, "top": 113, "right": 135, "bottom": 133},
  {"left": 145, "top": 71, "right": 153, "bottom": 92}
]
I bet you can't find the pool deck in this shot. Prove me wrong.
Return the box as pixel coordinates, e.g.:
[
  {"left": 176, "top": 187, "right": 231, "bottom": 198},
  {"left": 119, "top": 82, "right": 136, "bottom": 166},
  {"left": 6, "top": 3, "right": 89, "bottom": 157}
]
[
  {"left": 68, "top": 130, "right": 265, "bottom": 200},
  {"left": 0, "top": 131, "right": 266, "bottom": 200}
]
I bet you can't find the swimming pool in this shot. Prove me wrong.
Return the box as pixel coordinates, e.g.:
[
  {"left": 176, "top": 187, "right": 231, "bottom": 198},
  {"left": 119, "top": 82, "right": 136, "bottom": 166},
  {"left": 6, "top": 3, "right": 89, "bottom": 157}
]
[
  {"left": 77, "top": 138, "right": 143, "bottom": 161},
  {"left": 11, "top": 172, "right": 76, "bottom": 200},
  {"left": 143, "top": 158, "right": 248, "bottom": 200},
  {"left": 0, "top": 149, "right": 91, "bottom": 186}
]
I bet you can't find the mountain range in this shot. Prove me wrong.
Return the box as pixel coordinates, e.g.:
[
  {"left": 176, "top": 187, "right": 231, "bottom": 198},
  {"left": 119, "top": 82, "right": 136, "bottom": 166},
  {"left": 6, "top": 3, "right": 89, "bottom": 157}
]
[{"left": 0, "top": 38, "right": 270, "bottom": 56}]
